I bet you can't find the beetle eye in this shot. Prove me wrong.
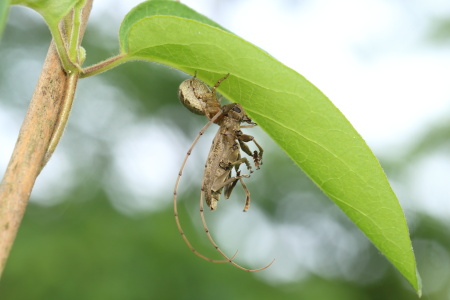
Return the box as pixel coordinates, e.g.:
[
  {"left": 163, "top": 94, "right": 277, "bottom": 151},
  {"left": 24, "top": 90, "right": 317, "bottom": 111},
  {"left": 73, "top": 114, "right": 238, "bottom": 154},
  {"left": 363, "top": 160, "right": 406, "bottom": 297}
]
[{"left": 232, "top": 106, "right": 241, "bottom": 113}]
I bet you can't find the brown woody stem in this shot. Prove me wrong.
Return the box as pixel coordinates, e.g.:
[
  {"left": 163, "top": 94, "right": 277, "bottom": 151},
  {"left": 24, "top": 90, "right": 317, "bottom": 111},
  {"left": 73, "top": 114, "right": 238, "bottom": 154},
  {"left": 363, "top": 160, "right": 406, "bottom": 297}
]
[
  {"left": 0, "top": 0, "right": 93, "bottom": 278},
  {"left": 0, "top": 43, "right": 68, "bottom": 278}
]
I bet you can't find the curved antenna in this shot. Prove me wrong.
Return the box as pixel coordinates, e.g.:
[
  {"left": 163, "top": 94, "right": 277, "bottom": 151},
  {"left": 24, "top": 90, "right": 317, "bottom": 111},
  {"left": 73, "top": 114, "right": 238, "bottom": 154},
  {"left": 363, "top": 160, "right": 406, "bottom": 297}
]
[
  {"left": 199, "top": 175, "right": 275, "bottom": 272},
  {"left": 174, "top": 110, "right": 237, "bottom": 263}
]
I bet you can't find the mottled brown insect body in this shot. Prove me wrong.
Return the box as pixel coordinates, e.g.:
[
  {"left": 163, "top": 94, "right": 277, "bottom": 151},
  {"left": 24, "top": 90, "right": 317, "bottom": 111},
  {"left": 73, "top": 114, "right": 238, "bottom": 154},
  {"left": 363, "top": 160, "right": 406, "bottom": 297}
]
[
  {"left": 178, "top": 73, "right": 228, "bottom": 120},
  {"left": 202, "top": 103, "right": 259, "bottom": 211},
  {"left": 178, "top": 77, "right": 211, "bottom": 115}
]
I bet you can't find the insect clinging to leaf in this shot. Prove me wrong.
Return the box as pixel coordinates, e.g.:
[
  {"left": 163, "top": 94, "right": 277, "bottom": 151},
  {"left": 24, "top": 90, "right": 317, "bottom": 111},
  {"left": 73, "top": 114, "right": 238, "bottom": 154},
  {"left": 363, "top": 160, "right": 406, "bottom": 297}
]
[{"left": 173, "top": 73, "right": 274, "bottom": 271}]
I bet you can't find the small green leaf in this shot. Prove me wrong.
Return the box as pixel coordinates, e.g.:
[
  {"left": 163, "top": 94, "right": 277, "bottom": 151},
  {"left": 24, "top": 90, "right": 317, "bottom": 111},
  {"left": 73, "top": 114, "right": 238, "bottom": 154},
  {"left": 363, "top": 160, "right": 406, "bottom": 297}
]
[
  {"left": 119, "top": 0, "right": 420, "bottom": 293},
  {"left": 11, "top": 0, "right": 80, "bottom": 26},
  {"left": 0, "top": 0, "right": 10, "bottom": 40},
  {"left": 11, "top": 0, "right": 86, "bottom": 72}
]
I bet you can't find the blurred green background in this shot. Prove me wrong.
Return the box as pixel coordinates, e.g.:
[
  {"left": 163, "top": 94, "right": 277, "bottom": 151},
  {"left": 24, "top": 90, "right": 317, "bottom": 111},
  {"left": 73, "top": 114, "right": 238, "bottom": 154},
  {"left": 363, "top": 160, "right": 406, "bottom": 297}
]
[{"left": 1, "top": 1, "right": 450, "bottom": 299}]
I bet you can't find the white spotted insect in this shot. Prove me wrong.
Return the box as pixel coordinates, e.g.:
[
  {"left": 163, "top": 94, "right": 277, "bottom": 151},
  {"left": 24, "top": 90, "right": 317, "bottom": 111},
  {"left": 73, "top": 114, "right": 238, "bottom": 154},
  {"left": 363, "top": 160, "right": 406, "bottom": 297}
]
[
  {"left": 177, "top": 72, "right": 225, "bottom": 120},
  {"left": 174, "top": 73, "right": 274, "bottom": 271}
]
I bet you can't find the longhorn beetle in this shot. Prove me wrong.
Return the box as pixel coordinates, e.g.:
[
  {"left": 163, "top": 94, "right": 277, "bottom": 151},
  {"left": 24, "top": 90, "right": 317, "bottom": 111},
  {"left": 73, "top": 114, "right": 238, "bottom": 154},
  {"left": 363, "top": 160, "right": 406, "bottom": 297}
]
[{"left": 174, "top": 73, "right": 274, "bottom": 272}]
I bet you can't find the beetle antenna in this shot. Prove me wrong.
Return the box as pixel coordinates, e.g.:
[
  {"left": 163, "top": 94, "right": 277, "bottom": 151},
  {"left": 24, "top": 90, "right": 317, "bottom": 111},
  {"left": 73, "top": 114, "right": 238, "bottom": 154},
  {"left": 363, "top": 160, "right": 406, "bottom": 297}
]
[{"left": 174, "top": 110, "right": 237, "bottom": 263}]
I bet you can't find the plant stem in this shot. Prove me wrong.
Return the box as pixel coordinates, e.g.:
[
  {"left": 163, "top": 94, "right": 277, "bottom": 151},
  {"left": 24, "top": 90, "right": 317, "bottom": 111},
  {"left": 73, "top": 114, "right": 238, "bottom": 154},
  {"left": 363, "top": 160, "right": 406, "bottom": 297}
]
[
  {"left": 0, "top": 43, "right": 68, "bottom": 279},
  {"left": 0, "top": 0, "right": 93, "bottom": 279},
  {"left": 49, "top": 23, "right": 75, "bottom": 72},
  {"left": 68, "top": 0, "right": 86, "bottom": 63},
  {"left": 81, "top": 53, "right": 129, "bottom": 78},
  {"left": 40, "top": 72, "right": 78, "bottom": 171}
]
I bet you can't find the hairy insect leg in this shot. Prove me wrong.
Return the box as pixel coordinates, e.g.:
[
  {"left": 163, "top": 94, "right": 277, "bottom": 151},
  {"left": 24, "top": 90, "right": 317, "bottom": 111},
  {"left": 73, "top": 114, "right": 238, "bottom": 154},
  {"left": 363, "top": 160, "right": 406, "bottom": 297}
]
[
  {"left": 231, "top": 156, "right": 253, "bottom": 173},
  {"left": 219, "top": 168, "right": 252, "bottom": 211},
  {"left": 238, "top": 135, "right": 263, "bottom": 169},
  {"left": 238, "top": 139, "right": 253, "bottom": 157},
  {"left": 222, "top": 170, "right": 251, "bottom": 211},
  {"left": 240, "top": 124, "right": 256, "bottom": 129},
  {"left": 223, "top": 171, "right": 238, "bottom": 201},
  {"left": 238, "top": 175, "right": 251, "bottom": 212},
  {"left": 209, "top": 168, "right": 250, "bottom": 210},
  {"left": 174, "top": 110, "right": 236, "bottom": 263},
  {"left": 205, "top": 73, "right": 230, "bottom": 119},
  {"left": 211, "top": 73, "right": 230, "bottom": 94},
  {"left": 199, "top": 187, "right": 274, "bottom": 272},
  {"left": 221, "top": 172, "right": 250, "bottom": 199},
  {"left": 217, "top": 154, "right": 254, "bottom": 176}
]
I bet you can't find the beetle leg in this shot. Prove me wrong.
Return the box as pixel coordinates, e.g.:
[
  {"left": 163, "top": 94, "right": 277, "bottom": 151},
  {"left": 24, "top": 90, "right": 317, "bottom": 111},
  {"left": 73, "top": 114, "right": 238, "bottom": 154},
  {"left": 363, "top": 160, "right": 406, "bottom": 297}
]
[
  {"left": 224, "top": 171, "right": 238, "bottom": 200},
  {"left": 213, "top": 172, "right": 250, "bottom": 195},
  {"left": 238, "top": 135, "right": 263, "bottom": 168},
  {"left": 221, "top": 170, "right": 251, "bottom": 212},
  {"left": 238, "top": 175, "right": 251, "bottom": 212},
  {"left": 230, "top": 156, "right": 253, "bottom": 173},
  {"left": 211, "top": 73, "right": 230, "bottom": 94}
]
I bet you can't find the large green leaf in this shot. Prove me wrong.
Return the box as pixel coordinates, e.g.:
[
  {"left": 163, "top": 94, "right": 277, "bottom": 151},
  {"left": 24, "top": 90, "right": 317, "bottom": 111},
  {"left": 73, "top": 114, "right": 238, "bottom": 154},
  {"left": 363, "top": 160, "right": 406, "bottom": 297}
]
[{"left": 119, "top": 0, "right": 420, "bottom": 293}]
